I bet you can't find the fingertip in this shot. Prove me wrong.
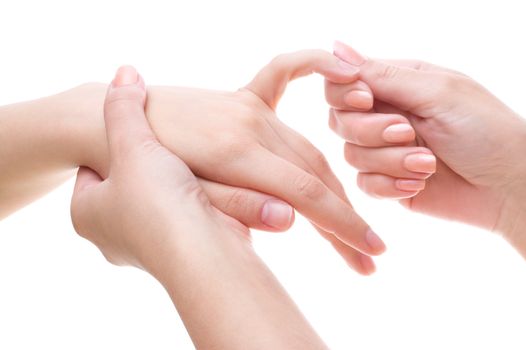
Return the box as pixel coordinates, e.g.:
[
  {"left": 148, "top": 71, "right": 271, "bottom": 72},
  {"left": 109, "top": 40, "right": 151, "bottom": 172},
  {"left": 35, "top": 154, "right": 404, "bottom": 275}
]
[
  {"left": 112, "top": 65, "right": 139, "bottom": 87},
  {"left": 358, "top": 254, "right": 377, "bottom": 275},
  {"left": 365, "top": 228, "right": 387, "bottom": 255}
]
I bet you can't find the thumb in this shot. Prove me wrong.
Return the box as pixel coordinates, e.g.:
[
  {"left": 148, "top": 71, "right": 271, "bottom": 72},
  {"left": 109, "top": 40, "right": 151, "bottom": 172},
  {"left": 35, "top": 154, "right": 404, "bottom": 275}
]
[
  {"left": 245, "top": 49, "right": 362, "bottom": 110},
  {"left": 333, "top": 41, "right": 452, "bottom": 114},
  {"left": 70, "top": 167, "right": 103, "bottom": 236},
  {"left": 104, "top": 66, "right": 157, "bottom": 161}
]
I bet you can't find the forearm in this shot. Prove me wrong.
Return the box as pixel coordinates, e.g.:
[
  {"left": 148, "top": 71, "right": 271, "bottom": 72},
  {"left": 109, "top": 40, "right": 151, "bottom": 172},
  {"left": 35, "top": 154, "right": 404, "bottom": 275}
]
[
  {"left": 149, "top": 226, "right": 327, "bottom": 350},
  {"left": 0, "top": 84, "right": 107, "bottom": 218}
]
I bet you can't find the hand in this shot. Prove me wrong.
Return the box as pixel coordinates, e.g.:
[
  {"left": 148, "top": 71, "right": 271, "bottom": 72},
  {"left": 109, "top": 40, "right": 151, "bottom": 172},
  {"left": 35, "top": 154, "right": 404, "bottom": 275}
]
[
  {"left": 74, "top": 51, "right": 386, "bottom": 274},
  {"left": 326, "top": 41, "right": 526, "bottom": 256},
  {"left": 71, "top": 67, "right": 328, "bottom": 349},
  {"left": 70, "top": 66, "right": 246, "bottom": 269}
]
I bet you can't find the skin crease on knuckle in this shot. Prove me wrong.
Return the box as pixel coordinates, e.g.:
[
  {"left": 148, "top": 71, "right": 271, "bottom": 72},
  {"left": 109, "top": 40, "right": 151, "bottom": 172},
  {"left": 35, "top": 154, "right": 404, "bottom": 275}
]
[
  {"left": 294, "top": 173, "right": 328, "bottom": 202},
  {"left": 377, "top": 63, "right": 401, "bottom": 81}
]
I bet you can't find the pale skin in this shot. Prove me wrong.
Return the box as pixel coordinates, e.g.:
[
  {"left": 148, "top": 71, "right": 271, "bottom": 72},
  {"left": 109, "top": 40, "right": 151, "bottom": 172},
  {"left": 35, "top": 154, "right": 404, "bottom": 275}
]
[
  {"left": 71, "top": 66, "right": 327, "bottom": 349},
  {"left": 325, "top": 41, "right": 526, "bottom": 258},
  {"left": 0, "top": 50, "right": 385, "bottom": 275}
]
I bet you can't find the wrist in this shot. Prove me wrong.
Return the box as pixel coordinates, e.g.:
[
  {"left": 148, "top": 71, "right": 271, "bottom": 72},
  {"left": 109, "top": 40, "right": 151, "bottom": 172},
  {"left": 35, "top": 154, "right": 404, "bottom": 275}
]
[
  {"left": 55, "top": 83, "right": 109, "bottom": 176},
  {"left": 140, "top": 213, "right": 253, "bottom": 283},
  {"left": 496, "top": 191, "right": 526, "bottom": 258}
]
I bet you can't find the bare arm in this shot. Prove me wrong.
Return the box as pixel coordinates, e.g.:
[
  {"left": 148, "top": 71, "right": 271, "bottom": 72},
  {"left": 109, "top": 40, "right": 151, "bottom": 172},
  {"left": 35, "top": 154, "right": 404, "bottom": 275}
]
[{"left": 71, "top": 66, "right": 327, "bottom": 349}]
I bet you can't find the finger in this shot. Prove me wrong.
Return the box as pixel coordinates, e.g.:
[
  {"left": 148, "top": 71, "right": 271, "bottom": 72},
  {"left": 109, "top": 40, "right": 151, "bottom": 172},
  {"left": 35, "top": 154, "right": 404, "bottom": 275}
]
[
  {"left": 262, "top": 122, "right": 374, "bottom": 273},
  {"left": 318, "top": 229, "right": 376, "bottom": 275},
  {"left": 197, "top": 178, "right": 294, "bottom": 232},
  {"left": 333, "top": 41, "right": 462, "bottom": 114},
  {"left": 70, "top": 167, "right": 104, "bottom": 236},
  {"left": 344, "top": 143, "right": 436, "bottom": 179},
  {"left": 357, "top": 173, "right": 422, "bottom": 199},
  {"left": 329, "top": 109, "right": 415, "bottom": 146},
  {"left": 231, "top": 147, "right": 386, "bottom": 256},
  {"left": 379, "top": 59, "right": 466, "bottom": 76},
  {"left": 245, "top": 49, "right": 363, "bottom": 109},
  {"left": 104, "top": 66, "right": 156, "bottom": 160},
  {"left": 324, "top": 80, "right": 374, "bottom": 111}
]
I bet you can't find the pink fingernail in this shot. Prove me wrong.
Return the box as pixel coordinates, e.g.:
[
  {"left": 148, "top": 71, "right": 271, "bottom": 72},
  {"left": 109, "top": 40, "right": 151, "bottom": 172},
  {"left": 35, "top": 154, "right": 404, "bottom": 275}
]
[
  {"left": 383, "top": 123, "right": 415, "bottom": 143},
  {"left": 365, "top": 228, "right": 386, "bottom": 254},
  {"left": 261, "top": 199, "right": 294, "bottom": 230},
  {"left": 396, "top": 179, "right": 426, "bottom": 191},
  {"left": 333, "top": 41, "right": 366, "bottom": 66},
  {"left": 112, "top": 65, "right": 139, "bottom": 87},
  {"left": 404, "top": 153, "right": 436, "bottom": 173},
  {"left": 344, "top": 90, "right": 374, "bottom": 110}
]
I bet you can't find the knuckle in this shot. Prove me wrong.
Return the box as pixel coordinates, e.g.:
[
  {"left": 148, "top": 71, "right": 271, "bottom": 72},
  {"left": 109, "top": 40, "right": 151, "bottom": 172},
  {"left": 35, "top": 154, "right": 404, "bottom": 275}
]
[
  {"left": 223, "top": 188, "right": 251, "bottom": 214},
  {"left": 310, "top": 148, "right": 331, "bottom": 172},
  {"left": 180, "top": 179, "right": 211, "bottom": 208},
  {"left": 294, "top": 173, "right": 327, "bottom": 201},
  {"left": 411, "top": 60, "right": 428, "bottom": 70},
  {"left": 434, "top": 73, "right": 469, "bottom": 98},
  {"left": 376, "top": 63, "right": 400, "bottom": 80},
  {"left": 214, "top": 135, "right": 254, "bottom": 164}
]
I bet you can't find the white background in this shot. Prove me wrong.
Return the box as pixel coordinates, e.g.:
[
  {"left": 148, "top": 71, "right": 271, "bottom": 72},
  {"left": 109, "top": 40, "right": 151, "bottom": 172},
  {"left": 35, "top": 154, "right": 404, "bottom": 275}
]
[{"left": 1, "top": 1, "right": 526, "bottom": 349}]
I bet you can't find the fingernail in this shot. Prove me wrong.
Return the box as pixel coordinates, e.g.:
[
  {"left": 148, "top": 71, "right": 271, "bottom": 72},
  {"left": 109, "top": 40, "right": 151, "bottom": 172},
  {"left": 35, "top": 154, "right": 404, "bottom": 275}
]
[
  {"left": 383, "top": 123, "right": 415, "bottom": 143},
  {"left": 261, "top": 199, "right": 294, "bottom": 230},
  {"left": 337, "top": 60, "right": 360, "bottom": 76},
  {"left": 112, "top": 65, "right": 139, "bottom": 87},
  {"left": 396, "top": 179, "right": 426, "bottom": 191},
  {"left": 344, "top": 90, "right": 374, "bottom": 110},
  {"left": 404, "top": 153, "right": 436, "bottom": 173},
  {"left": 333, "top": 40, "right": 366, "bottom": 66},
  {"left": 359, "top": 255, "right": 376, "bottom": 275},
  {"left": 365, "top": 228, "right": 386, "bottom": 254}
]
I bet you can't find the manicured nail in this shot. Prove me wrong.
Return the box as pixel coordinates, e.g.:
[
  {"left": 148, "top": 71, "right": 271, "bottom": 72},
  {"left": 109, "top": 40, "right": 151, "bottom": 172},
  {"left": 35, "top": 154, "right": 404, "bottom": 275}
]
[
  {"left": 261, "top": 199, "right": 294, "bottom": 230},
  {"left": 404, "top": 153, "right": 436, "bottom": 173},
  {"left": 337, "top": 59, "right": 360, "bottom": 76},
  {"left": 344, "top": 90, "right": 374, "bottom": 110},
  {"left": 333, "top": 40, "right": 366, "bottom": 66},
  {"left": 383, "top": 123, "right": 415, "bottom": 143},
  {"left": 396, "top": 179, "right": 426, "bottom": 191},
  {"left": 359, "top": 255, "right": 376, "bottom": 275},
  {"left": 112, "top": 65, "right": 139, "bottom": 87},
  {"left": 365, "top": 228, "right": 386, "bottom": 254}
]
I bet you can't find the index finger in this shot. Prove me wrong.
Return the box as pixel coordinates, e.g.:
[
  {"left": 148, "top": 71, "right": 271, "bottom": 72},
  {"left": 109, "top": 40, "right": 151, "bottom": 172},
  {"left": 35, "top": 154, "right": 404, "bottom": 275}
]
[
  {"left": 245, "top": 49, "right": 363, "bottom": 110},
  {"left": 232, "top": 147, "right": 386, "bottom": 256}
]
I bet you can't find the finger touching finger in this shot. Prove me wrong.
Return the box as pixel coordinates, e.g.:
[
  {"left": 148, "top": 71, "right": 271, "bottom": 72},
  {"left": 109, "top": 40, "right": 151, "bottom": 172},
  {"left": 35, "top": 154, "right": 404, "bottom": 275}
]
[
  {"left": 245, "top": 49, "right": 363, "bottom": 109},
  {"left": 329, "top": 109, "right": 415, "bottom": 146},
  {"left": 324, "top": 80, "right": 374, "bottom": 111},
  {"left": 231, "top": 147, "right": 386, "bottom": 256},
  {"left": 198, "top": 178, "right": 294, "bottom": 232},
  {"left": 333, "top": 41, "right": 451, "bottom": 113},
  {"left": 357, "top": 173, "right": 422, "bottom": 199}
]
